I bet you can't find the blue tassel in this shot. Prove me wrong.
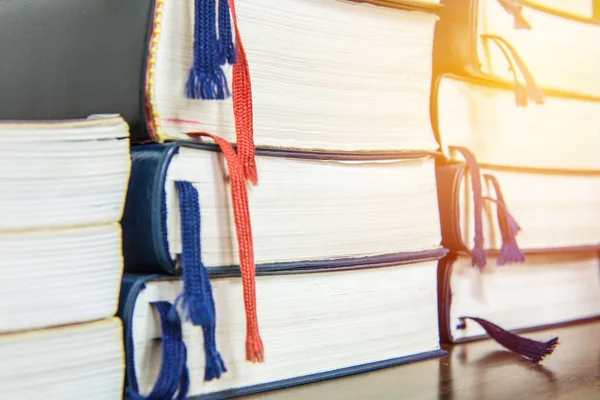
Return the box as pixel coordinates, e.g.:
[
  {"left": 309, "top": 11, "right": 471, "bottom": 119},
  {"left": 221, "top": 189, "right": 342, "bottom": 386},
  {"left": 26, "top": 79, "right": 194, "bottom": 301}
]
[
  {"left": 125, "top": 302, "right": 190, "bottom": 400},
  {"left": 203, "top": 326, "right": 228, "bottom": 381},
  {"left": 186, "top": 0, "right": 235, "bottom": 100},
  {"left": 218, "top": 0, "right": 237, "bottom": 65},
  {"left": 174, "top": 181, "right": 227, "bottom": 381}
]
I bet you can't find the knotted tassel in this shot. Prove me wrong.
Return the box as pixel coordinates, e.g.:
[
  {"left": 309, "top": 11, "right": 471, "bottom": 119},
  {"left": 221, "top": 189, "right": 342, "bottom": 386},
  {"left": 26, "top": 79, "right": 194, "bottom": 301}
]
[
  {"left": 450, "top": 147, "right": 487, "bottom": 270},
  {"left": 496, "top": 0, "right": 532, "bottom": 30},
  {"left": 483, "top": 174, "right": 525, "bottom": 265},
  {"left": 187, "top": 131, "right": 264, "bottom": 363},
  {"left": 458, "top": 317, "right": 558, "bottom": 363},
  {"left": 186, "top": 0, "right": 231, "bottom": 100},
  {"left": 174, "top": 181, "right": 227, "bottom": 380},
  {"left": 126, "top": 302, "right": 190, "bottom": 400}
]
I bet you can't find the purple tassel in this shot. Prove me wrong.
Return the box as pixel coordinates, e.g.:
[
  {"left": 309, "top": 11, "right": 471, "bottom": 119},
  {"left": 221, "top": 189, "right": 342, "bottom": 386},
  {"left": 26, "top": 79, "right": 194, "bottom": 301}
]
[
  {"left": 498, "top": 237, "right": 526, "bottom": 265},
  {"left": 451, "top": 147, "right": 488, "bottom": 270},
  {"left": 483, "top": 175, "right": 525, "bottom": 266},
  {"left": 472, "top": 246, "right": 488, "bottom": 271},
  {"left": 459, "top": 317, "right": 558, "bottom": 363},
  {"left": 506, "top": 212, "right": 521, "bottom": 236}
]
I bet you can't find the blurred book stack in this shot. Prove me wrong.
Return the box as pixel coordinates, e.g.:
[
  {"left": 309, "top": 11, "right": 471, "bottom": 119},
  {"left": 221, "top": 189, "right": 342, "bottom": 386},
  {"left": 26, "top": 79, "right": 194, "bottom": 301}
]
[{"left": 431, "top": 0, "right": 600, "bottom": 358}]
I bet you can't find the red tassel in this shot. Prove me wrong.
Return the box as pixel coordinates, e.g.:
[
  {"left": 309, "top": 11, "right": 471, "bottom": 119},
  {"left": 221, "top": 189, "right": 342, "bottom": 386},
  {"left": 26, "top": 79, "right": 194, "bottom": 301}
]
[
  {"left": 187, "top": 132, "right": 264, "bottom": 363},
  {"left": 228, "top": 0, "right": 258, "bottom": 185}
]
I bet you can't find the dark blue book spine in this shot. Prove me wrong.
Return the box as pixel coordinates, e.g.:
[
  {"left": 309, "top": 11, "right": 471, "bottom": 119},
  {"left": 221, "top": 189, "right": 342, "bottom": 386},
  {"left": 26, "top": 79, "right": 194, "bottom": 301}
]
[
  {"left": 118, "top": 274, "right": 190, "bottom": 400},
  {"left": 122, "top": 143, "right": 180, "bottom": 274}
]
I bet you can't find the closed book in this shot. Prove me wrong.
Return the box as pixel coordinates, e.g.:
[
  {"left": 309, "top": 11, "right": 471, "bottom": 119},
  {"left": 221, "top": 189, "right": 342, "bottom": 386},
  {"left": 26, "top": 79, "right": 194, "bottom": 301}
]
[
  {"left": 0, "top": 224, "right": 124, "bottom": 333},
  {"left": 0, "top": 114, "right": 131, "bottom": 230},
  {"left": 122, "top": 142, "right": 444, "bottom": 273},
  {"left": 143, "top": 0, "right": 441, "bottom": 152},
  {"left": 435, "top": 149, "right": 600, "bottom": 269},
  {"left": 431, "top": 74, "right": 600, "bottom": 172},
  {"left": 438, "top": 252, "right": 600, "bottom": 343},
  {"left": 433, "top": 0, "right": 600, "bottom": 99},
  {"left": 119, "top": 254, "right": 446, "bottom": 399},
  {"left": 0, "top": 318, "right": 125, "bottom": 400}
]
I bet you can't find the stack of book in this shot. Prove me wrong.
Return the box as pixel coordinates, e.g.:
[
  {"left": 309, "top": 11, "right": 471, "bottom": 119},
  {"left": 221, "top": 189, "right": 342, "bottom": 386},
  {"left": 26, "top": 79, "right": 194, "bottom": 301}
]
[
  {"left": 5, "top": 0, "right": 600, "bottom": 398},
  {"left": 0, "top": 115, "right": 131, "bottom": 399},
  {"left": 117, "top": 0, "right": 449, "bottom": 398},
  {"left": 431, "top": 0, "right": 600, "bottom": 360}
]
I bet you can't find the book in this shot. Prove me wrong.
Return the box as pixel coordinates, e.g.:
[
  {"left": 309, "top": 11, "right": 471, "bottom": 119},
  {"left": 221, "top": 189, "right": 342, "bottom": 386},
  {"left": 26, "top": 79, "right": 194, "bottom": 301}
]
[
  {"left": 431, "top": 74, "right": 600, "bottom": 172},
  {"left": 143, "top": 0, "right": 441, "bottom": 152},
  {"left": 436, "top": 149, "right": 600, "bottom": 269},
  {"left": 433, "top": 0, "right": 600, "bottom": 99},
  {"left": 122, "top": 142, "right": 443, "bottom": 272},
  {"left": 119, "top": 255, "right": 446, "bottom": 398},
  {"left": 0, "top": 224, "right": 124, "bottom": 333},
  {"left": 0, "top": 0, "right": 152, "bottom": 134},
  {"left": 0, "top": 115, "right": 131, "bottom": 230},
  {"left": 438, "top": 252, "right": 600, "bottom": 343},
  {"left": 0, "top": 318, "right": 125, "bottom": 399}
]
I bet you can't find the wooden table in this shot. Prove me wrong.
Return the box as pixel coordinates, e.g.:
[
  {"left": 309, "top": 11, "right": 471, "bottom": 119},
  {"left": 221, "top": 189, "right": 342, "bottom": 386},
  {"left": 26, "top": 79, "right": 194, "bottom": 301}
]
[{"left": 242, "top": 321, "right": 600, "bottom": 399}]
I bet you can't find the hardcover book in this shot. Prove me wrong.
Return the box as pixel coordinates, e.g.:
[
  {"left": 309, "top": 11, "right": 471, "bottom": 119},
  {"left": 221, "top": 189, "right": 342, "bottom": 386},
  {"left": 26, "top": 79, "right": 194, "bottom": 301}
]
[
  {"left": 431, "top": 74, "right": 600, "bottom": 172},
  {"left": 435, "top": 149, "right": 600, "bottom": 269},
  {"left": 433, "top": 0, "right": 600, "bottom": 99},
  {"left": 142, "top": 0, "right": 441, "bottom": 151},
  {"left": 122, "top": 142, "right": 443, "bottom": 273},
  {"left": 119, "top": 254, "right": 446, "bottom": 399},
  {"left": 438, "top": 252, "right": 600, "bottom": 343}
]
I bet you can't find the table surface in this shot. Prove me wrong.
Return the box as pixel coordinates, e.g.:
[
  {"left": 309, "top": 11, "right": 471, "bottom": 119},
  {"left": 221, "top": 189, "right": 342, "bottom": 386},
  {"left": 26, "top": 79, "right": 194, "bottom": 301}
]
[{"left": 242, "top": 320, "right": 600, "bottom": 400}]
